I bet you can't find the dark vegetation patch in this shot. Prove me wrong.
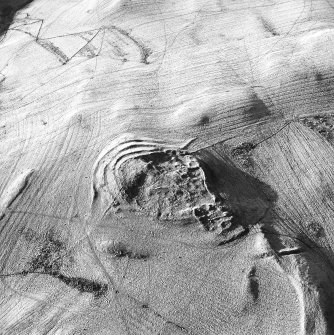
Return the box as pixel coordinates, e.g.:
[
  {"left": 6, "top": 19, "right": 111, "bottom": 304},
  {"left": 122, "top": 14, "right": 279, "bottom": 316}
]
[
  {"left": 0, "top": 0, "right": 34, "bottom": 36},
  {"left": 231, "top": 142, "right": 256, "bottom": 168},
  {"left": 36, "top": 39, "right": 69, "bottom": 64},
  {"left": 315, "top": 72, "right": 323, "bottom": 82},
  {"left": 259, "top": 16, "right": 279, "bottom": 36},
  {"left": 248, "top": 267, "right": 259, "bottom": 301},
  {"left": 305, "top": 220, "right": 325, "bottom": 239},
  {"left": 107, "top": 242, "right": 149, "bottom": 260},
  {"left": 56, "top": 274, "right": 108, "bottom": 298},
  {"left": 26, "top": 229, "right": 66, "bottom": 274},
  {"left": 231, "top": 142, "right": 256, "bottom": 156},
  {"left": 124, "top": 169, "right": 147, "bottom": 201},
  {"left": 245, "top": 98, "right": 270, "bottom": 121},
  {"left": 301, "top": 114, "right": 334, "bottom": 142},
  {"left": 197, "top": 115, "right": 210, "bottom": 127},
  {"left": 22, "top": 229, "right": 108, "bottom": 298}
]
